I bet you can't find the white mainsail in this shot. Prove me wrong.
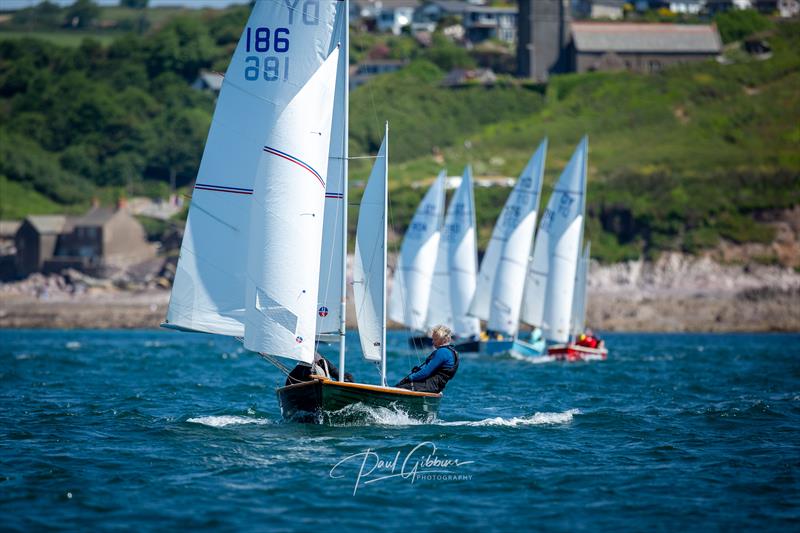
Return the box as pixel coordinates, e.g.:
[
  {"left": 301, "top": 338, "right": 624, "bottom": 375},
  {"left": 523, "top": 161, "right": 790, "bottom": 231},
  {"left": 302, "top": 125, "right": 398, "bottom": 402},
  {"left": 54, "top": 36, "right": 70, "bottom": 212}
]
[
  {"left": 570, "top": 241, "right": 590, "bottom": 337},
  {"left": 166, "top": 0, "right": 339, "bottom": 336},
  {"left": 388, "top": 170, "right": 446, "bottom": 331},
  {"left": 469, "top": 140, "right": 547, "bottom": 336},
  {"left": 447, "top": 167, "right": 481, "bottom": 338},
  {"left": 316, "top": 8, "right": 348, "bottom": 340},
  {"left": 353, "top": 128, "right": 388, "bottom": 377},
  {"left": 521, "top": 137, "right": 588, "bottom": 343},
  {"left": 243, "top": 48, "right": 341, "bottom": 363},
  {"left": 425, "top": 229, "right": 453, "bottom": 330}
]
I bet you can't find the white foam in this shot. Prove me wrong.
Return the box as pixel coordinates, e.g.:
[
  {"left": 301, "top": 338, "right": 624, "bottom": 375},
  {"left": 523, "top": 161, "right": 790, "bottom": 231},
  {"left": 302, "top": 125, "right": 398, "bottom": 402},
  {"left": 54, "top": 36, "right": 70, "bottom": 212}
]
[
  {"left": 327, "top": 403, "right": 429, "bottom": 426},
  {"left": 186, "top": 415, "right": 272, "bottom": 428},
  {"left": 65, "top": 341, "right": 81, "bottom": 350},
  {"left": 436, "top": 409, "right": 580, "bottom": 427},
  {"left": 509, "top": 352, "right": 556, "bottom": 364}
]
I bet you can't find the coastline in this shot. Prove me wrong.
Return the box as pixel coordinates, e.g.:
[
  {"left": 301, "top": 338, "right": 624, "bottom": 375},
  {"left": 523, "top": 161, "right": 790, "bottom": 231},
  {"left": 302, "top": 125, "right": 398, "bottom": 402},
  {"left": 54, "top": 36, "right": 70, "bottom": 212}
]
[{"left": 1, "top": 253, "right": 798, "bottom": 332}]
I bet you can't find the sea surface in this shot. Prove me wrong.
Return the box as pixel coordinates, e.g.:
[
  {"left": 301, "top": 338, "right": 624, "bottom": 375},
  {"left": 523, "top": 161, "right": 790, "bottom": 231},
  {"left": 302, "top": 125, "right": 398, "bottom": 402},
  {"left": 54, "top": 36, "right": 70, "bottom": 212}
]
[{"left": 1, "top": 330, "right": 798, "bottom": 531}]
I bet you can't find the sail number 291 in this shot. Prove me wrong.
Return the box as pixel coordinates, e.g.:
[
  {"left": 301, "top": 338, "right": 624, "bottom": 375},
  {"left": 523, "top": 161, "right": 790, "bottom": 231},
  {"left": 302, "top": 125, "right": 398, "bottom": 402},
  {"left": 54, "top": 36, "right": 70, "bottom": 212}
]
[{"left": 244, "top": 27, "right": 290, "bottom": 82}]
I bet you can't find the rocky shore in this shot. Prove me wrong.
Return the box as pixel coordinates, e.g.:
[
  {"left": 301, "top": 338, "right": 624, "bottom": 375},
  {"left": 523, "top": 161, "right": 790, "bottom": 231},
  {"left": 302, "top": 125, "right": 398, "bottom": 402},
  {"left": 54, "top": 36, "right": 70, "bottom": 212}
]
[{"left": 1, "top": 253, "right": 798, "bottom": 332}]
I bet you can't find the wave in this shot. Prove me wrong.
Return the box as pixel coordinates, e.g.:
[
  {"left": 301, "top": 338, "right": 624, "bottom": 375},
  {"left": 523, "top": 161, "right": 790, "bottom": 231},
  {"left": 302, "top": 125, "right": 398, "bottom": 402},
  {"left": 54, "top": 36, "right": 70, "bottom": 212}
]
[
  {"left": 436, "top": 409, "right": 580, "bottom": 427},
  {"left": 186, "top": 415, "right": 272, "bottom": 428}
]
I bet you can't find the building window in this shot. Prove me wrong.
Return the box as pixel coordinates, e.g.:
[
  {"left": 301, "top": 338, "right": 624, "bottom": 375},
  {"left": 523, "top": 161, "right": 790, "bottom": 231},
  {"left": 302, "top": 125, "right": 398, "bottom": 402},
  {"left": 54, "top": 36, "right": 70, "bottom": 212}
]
[{"left": 648, "top": 60, "right": 662, "bottom": 72}]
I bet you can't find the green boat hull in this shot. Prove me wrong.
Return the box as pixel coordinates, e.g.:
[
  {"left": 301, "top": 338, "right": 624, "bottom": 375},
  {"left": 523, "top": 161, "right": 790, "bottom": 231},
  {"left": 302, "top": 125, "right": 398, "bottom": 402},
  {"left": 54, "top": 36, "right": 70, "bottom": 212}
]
[{"left": 276, "top": 377, "right": 442, "bottom": 423}]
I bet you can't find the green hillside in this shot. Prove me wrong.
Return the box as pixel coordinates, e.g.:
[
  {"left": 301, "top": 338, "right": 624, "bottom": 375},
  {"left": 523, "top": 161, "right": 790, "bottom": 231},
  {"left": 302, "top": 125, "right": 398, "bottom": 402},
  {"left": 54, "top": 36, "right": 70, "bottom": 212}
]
[{"left": 0, "top": 5, "right": 797, "bottom": 263}]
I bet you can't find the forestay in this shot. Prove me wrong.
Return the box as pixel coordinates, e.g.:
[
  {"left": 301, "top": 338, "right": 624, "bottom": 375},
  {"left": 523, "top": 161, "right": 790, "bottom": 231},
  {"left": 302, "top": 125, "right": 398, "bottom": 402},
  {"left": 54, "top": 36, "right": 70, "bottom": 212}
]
[
  {"left": 166, "top": 0, "right": 339, "bottom": 337},
  {"left": 388, "top": 170, "right": 446, "bottom": 331},
  {"left": 521, "top": 137, "right": 588, "bottom": 343},
  {"left": 469, "top": 140, "right": 547, "bottom": 336},
  {"left": 353, "top": 131, "right": 388, "bottom": 365},
  {"left": 244, "top": 48, "right": 341, "bottom": 363}
]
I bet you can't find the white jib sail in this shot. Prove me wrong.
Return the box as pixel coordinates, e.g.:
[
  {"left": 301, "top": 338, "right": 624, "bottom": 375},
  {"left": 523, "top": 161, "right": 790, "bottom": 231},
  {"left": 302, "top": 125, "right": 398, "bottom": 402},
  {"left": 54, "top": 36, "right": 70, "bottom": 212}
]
[
  {"left": 536, "top": 136, "right": 588, "bottom": 343},
  {"left": 447, "top": 166, "right": 481, "bottom": 338},
  {"left": 243, "top": 48, "right": 341, "bottom": 364},
  {"left": 570, "top": 241, "right": 590, "bottom": 337},
  {"left": 316, "top": 7, "right": 348, "bottom": 339},
  {"left": 469, "top": 140, "right": 547, "bottom": 336},
  {"left": 388, "top": 170, "right": 446, "bottom": 330},
  {"left": 166, "top": 0, "right": 339, "bottom": 336},
  {"left": 353, "top": 131, "right": 388, "bottom": 364}
]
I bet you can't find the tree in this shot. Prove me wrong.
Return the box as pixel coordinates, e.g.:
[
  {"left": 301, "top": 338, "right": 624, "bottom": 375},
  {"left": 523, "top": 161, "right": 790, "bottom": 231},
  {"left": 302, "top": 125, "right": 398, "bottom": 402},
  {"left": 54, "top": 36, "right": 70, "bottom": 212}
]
[
  {"left": 121, "top": 0, "right": 149, "bottom": 7},
  {"left": 65, "top": 0, "right": 100, "bottom": 29}
]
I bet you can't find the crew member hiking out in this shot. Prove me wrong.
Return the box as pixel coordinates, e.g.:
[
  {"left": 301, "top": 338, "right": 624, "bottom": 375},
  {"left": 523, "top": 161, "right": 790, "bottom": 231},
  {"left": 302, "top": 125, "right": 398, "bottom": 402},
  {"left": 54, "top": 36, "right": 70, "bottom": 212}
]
[{"left": 395, "top": 325, "right": 459, "bottom": 393}]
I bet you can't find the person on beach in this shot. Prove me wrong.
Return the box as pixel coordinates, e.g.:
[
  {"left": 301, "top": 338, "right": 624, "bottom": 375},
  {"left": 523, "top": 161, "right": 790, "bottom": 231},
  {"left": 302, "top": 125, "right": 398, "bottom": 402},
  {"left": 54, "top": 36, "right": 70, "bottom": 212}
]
[{"left": 395, "top": 325, "right": 459, "bottom": 393}]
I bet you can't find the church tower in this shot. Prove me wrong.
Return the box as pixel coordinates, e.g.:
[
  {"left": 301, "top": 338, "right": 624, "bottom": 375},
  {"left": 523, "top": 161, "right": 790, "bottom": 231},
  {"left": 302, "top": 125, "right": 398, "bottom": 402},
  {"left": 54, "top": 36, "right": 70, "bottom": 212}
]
[{"left": 517, "top": 0, "right": 572, "bottom": 81}]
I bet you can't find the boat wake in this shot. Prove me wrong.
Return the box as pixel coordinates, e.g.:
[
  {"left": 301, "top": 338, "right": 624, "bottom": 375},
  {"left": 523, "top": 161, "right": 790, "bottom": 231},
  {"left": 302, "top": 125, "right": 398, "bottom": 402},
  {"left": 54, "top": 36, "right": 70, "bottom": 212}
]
[
  {"left": 186, "top": 415, "right": 272, "bottom": 428},
  {"left": 436, "top": 409, "right": 580, "bottom": 427},
  {"left": 324, "top": 403, "right": 580, "bottom": 428}
]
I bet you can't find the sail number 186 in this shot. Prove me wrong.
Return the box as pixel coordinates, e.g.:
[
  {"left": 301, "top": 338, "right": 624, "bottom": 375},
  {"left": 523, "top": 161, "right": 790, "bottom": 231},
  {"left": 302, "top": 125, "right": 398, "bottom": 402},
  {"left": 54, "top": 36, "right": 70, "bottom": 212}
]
[{"left": 244, "top": 26, "right": 290, "bottom": 82}]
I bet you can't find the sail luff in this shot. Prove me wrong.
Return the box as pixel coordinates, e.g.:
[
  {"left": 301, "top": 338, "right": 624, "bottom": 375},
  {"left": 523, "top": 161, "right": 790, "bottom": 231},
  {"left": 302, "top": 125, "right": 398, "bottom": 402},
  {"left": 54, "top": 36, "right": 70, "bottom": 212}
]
[{"left": 448, "top": 166, "right": 481, "bottom": 338}]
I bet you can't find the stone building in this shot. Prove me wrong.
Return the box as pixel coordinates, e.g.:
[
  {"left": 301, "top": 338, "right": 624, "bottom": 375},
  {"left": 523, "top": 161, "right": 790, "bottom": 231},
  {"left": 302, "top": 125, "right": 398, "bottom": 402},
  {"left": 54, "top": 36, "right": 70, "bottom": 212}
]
[
  {"left": 14, "top": 206, "right": 155, "bottom": 278},
  {"left": 517, "top": 0, "right": 572, "bottom": 81},
  {"left": 570, "top": 22, "right": 722, "bottom": 74}
]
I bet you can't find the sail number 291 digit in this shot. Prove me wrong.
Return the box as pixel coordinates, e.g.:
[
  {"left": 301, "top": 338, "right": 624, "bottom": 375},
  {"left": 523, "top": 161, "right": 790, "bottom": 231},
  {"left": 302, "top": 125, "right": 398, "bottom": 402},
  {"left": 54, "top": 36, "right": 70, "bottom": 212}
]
[{"left": 244, "top": 27, "right": 290, "bottom": 82}]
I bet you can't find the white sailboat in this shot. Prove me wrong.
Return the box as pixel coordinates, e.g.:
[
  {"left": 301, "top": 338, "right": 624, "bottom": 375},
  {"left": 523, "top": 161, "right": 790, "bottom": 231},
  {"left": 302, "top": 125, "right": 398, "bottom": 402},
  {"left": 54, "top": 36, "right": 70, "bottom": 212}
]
[
  {"left": 466, "top": 140, "right": 548, "bottom": 355},
  {"left": 514, "top": 136, "right": 607, "bottom": 361},
  {"left": 164, "top": 0, "right": 442, "bottom": 422},
  {"left": 388, "top": 170, "right": 447, "bottom": 348},
  {"left": 443, "top": 166, "right": 482, "bottom": 350}
]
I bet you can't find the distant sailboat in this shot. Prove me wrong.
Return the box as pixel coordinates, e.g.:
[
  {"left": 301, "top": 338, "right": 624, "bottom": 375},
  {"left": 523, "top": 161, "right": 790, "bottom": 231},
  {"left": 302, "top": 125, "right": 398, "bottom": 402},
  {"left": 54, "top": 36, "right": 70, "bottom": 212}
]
[
  {"left": 514, "top": 137, "right": 607, "bottom": 361},
  {"left": 467, "top": 140, "right": 548, "bottom": 355},
  {"left": 164, "top": 0, "right": 442, "bottom": 422},
  {"left": 388, "top": 171, "right": 447, "bottom": 348}
]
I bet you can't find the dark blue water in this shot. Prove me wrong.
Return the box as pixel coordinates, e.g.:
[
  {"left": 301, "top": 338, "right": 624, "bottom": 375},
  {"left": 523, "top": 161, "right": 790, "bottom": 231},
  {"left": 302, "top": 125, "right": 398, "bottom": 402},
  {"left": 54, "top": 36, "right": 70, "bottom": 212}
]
[{"left": 1, "top": 330, "right": 798, "bottom": 531}]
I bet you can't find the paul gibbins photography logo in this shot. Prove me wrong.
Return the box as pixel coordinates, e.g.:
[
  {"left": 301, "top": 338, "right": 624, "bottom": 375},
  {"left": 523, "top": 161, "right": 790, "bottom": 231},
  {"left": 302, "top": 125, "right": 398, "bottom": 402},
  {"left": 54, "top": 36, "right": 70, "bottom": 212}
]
[{"left": 330, "top": 441, "right": 474, "bottom": 495}]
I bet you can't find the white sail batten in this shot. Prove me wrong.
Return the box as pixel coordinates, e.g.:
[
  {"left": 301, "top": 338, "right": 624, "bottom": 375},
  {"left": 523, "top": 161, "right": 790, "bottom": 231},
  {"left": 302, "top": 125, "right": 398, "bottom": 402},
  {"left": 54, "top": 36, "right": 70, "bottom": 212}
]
[
  {"left": 570, "top": 242, "right": 590, "bottom": 337},
  {"left": 166, "top": 0, "right": 339, "bottom": 336},
  {"left": 447, "top": 167, "right": 481, "bottom": 338},
  {"left": 353, "top": 132, "right": 388, "bottom": 364},
  {"left": 525, "top": 137, "right": 588, "bottom": 343},
  {"left": 388, "top": 170, "right": 446, "bottom": 331},
  {"left": 243, "top": 48, "right": 341, "bottom": 363},
  {"left": 470, "top": 140, "right": 547, "bottom": 336},
  {"left": 316, "top": 8, "right": 348, "bottom": 339}
]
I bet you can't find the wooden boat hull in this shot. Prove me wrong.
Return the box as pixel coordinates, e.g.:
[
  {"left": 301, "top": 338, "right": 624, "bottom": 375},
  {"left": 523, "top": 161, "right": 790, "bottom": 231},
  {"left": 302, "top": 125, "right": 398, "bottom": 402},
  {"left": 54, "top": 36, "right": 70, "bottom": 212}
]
[
  {"left": 547, "top": 343, "right": 608, "bottom": 362},
  {"left": 276, "top": 376, "right": 442, "bottom": 423},
  {"left": 453, "top": 339, "right": 481, "bottom": 354}
]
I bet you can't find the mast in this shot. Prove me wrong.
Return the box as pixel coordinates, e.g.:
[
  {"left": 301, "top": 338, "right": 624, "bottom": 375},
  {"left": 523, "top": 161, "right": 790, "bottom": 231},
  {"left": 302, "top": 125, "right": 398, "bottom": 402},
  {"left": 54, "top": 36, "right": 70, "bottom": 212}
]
[
  {"left": 338, "top": 0, "right": 350, "bottom": 381},
  {"left": 381, "top": 121, "right": 388, "bottom": 386}
]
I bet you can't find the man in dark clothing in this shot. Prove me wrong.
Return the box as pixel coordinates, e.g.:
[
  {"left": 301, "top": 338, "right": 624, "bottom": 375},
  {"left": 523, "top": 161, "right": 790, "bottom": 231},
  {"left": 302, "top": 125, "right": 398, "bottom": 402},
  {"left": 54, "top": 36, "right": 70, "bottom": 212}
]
[
  {"left": 285, "top": 353, "right": 353, "bottom": 386},
  {"left": 395, "top": 325, "right": 459, "bottom": 393}
]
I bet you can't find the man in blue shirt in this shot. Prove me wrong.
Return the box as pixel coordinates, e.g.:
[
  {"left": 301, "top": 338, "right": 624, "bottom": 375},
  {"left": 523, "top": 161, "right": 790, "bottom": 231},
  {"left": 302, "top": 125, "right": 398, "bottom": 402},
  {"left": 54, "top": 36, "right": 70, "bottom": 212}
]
[{"left": 395, "top": 325, "right": 459, "bottom": 393}]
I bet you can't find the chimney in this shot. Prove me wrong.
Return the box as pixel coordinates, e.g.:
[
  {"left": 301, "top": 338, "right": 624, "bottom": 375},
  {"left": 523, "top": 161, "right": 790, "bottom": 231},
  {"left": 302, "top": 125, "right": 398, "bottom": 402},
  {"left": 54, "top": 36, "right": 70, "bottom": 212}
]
[
  {"left": 91, "top": 197, "right": 100, "bottom": 208},
  {"left": 116, "top": 197, "right": 128, "bottom": 211}
]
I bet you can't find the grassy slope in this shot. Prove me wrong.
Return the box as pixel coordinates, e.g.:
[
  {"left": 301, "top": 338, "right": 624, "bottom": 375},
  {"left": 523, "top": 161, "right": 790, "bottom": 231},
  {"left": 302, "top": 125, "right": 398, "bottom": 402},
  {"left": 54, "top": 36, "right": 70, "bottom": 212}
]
[{"left": 0, "top": 175, "right": 63, "bottom": 219}]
